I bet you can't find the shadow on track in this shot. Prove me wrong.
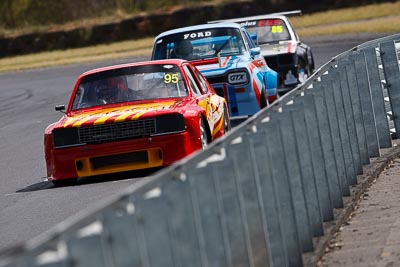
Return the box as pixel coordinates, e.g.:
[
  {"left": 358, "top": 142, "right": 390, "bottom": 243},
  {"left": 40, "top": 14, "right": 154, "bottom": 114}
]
[{"left": 16, "top": 167, "right": 163, "bottom": 193}]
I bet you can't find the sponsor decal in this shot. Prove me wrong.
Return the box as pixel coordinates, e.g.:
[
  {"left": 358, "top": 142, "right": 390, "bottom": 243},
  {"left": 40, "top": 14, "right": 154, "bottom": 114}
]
[
  {"left": 228, "top": 72, "right": 248, "bottom": 84},
  {"left": 258, "top": 19, "right": 283, "bottom": 27},
  {"left": 184, "top": 31, "right": 212, "bottom": 39},
  {"left": 240, "top": 21, "right": 257, "bottom": 27}
]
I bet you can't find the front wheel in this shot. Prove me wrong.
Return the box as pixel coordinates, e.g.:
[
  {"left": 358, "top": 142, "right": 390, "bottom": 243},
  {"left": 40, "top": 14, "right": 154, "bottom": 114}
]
[
  {"left": 51, "top": 178, "right": 77, "bottom": 187},
  {"left": 260, "top": 84, "right": 269, "bottom": 108}
]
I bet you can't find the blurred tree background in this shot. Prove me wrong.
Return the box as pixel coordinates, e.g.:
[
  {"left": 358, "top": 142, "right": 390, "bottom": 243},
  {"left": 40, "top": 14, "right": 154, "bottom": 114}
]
[
  {"left": 0, "top": 0, "right": 217, "bottom": 29},
  {"left": 0, "top": 0, "right": 395, "bottom": 30}
]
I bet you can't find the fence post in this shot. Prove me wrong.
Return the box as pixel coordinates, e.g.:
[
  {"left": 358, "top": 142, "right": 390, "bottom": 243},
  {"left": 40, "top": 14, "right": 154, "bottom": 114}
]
[
  {"left": 161, "top": 175, "right": 203, "bottom": 267},
  {"left": 133, "top": 192, "right": 177, "bottom": 267},
  {"left": 321, "top": 77, "right": 350, "bottom": 196},
  {"left": 224, "top": 140, "right": 272, "bottom": 267},
  {"left": 204, "top": 160, "right": 254, "bottom": 267},
  {"left": 245, "top": 129, "right": 288, "bottom": 267},
  {"left": 285, "top": 99, "right": 324, "bottom": 237},
  {"left": 351, "top": 52, "right": 380, "bottom": 157},
  {"left": 187, "top": 165, "right": 229, "bottom": 266},
  {"left": 380, "top": 39, "right": 400, "bottom": 138},
  {"left": 302, "top": 92, "right": 334, "bottom": 222},
  {"left": 270, "top": 109, "right": 314, "bottom": 253},
  {"left": 344, "top": 60, "right": 370, "bottom": 165},
  {"left": 310, "top": 82, "right": 343, "bottom": 208},
  {"left": 362, "top": 47, "right": 392, "bottom": 148},
  {"left": 102, "top": 201, "right": 144, "bottom": 267},
  {"left": 337, "top": 61, "right": 363, "bottom": 175},
  {"left": 330, "top": 70, "right": 357, "bottom": 186},
  {"left": 256, "top": 119, "right": 303, "bottom": 267}
]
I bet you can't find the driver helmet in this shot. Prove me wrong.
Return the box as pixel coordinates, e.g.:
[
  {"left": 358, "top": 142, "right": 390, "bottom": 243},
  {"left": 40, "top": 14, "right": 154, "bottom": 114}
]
[
  {"left": 95, "top": 78, "right": 118, "bottom": 103},
  {"left": 174, "top": 40, "right": 193, "bottom": 59}
]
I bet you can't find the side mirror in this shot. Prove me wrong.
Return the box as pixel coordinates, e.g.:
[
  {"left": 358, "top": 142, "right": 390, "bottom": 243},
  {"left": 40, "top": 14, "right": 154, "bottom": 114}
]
[
  {"left": 250, "top": 47, "right": 261, "bottom": 57},
  {"left": 55, "top": 105, "right": 65, "bottom": 112}
]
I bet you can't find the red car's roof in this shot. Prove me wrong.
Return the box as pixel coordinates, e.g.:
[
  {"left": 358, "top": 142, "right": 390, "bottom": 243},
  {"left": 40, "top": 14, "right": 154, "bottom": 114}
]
[{"left": 78, "top": 59, "right": 188, "bottom": 79}]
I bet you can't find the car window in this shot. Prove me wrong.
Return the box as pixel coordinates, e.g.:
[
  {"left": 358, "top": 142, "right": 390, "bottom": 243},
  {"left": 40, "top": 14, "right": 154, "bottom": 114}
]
[
  {"left": 244, "top": 18, "right": 291, "bottom": 45},
  {"left": 183, "top": 65, "right": 202, "bottom": 96},
  {"left": 286, "top": 18, "right": 299, "bottom": 41},
  {"left": 71, "top": 64, "right": 187, "bottom": 110},
  {"left": 152, "top": 27, "right": 246, "bottom": 61},
  {"left": 190, "top": 65, "right": 209, "bottom": 94},
  {"left": 242, "top": 29, "right": 255, "bottom": 49}
]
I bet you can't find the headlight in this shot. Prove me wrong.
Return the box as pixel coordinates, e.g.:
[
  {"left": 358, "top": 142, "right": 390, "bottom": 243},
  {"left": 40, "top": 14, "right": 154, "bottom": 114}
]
[{"left": 52, "top": 127, "right": 82, "bottom": 149}]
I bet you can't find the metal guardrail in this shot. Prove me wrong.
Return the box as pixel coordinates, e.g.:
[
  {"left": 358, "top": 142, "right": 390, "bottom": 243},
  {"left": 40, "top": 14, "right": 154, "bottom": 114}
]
[{"left": 1, "top": 33, "right": 400, "bottom": 267}]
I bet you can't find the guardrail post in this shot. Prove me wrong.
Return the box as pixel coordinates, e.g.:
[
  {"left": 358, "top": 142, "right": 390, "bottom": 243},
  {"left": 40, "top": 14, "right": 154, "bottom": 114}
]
[
  {"left": 65, "top": 226, "right": 108, "bottom": 267},
  {"left": 162, "top": 175, "right": 203, "bottom": 267},
  {"left": 344, "top": 60, "right": 370, "bottom": 165},
  {"left": 284, "top": 100, "right": 324, "bottom": 237},
  {"left": 224, "top": 140, "right": 272, "bottom": 267},
  {"left": 310, "top": 82, "right": 343, "bottom": 208},
  {"left": 245, "top": 129, "right": 289, "bottom": 267},
  {"left": 380, "top": 39, "right": 400, "bottom": 138},
  {"left": 102, "top": 201, "right": 145, "bottom": 267},
  {"left": 351, "top": 52, "right": 380, "bottom": 158},
  {"left": 330, "top": 70, "right": 357, "bottom": 185},
  {"left": 337, "top": 62, "right": 363, "bottom": 175},
  {"left": 187, "top": 164, "right": 229, "bottom": 266},
  {"left": 321, "top": 76, "right": 350, "bottom": 196},
  {"left": 302, "top": 92, "right": 334, "bottom": 222},
  {"left": 203, "top": 160, "right": 254, "bottom": 267},
  {"left": 134, "top": 192, "right": 176, "bottom": 267},
  {"left": 256, "top": 119, "right": 303, "bottom": 267},
  {"left": 363, "top": 47, "right": 392, "bottom": 148},
  {"left": 270, "top": 109, "right": 313, "bottom": 253}
]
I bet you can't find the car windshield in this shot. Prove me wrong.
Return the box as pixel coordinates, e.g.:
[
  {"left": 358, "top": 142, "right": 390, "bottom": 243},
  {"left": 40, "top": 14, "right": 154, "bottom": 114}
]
[
  {"left": 152, "top": 27, "right": 246, "bottom": 61},
  {"left": 243, "top": 19, "right": 291, "bottom": 45},
  {"left": 71, "top": 64, "right": 187, "bottom": 110}
]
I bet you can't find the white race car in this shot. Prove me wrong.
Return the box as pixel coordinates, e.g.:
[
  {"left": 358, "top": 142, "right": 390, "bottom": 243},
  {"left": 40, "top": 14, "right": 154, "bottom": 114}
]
[{"left": 210, "top": 11, "right": 315, "bottom": 95}]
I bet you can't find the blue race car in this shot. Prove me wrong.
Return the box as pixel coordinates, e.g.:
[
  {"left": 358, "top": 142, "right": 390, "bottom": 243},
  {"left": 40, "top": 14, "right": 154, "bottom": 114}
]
[{"left": 151, "top": 22, "right": 278, "bottom": 120}]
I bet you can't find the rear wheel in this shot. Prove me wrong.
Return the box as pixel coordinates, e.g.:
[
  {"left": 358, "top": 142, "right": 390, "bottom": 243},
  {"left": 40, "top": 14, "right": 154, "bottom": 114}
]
[
  {"left": 199, "top": 118, "right": 209, "bottom": 149},
  {"left": 223, "top": 107, "right": 231, "bottom": 133}
]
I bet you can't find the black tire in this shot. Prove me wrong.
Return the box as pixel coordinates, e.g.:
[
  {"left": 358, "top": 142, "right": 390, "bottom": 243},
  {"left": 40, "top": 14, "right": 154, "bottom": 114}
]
[
  {"left": 51, "top": 178, "right": 77, "bottom": 187},
  {"left": 199, "top": 117, "right": 209, "bottom": 149},
  {"left": 223, "top": 106, "right": 231, "bottom": 133},
  {"left": 260, "top": 84, "right": 269, "bottom": 108}
]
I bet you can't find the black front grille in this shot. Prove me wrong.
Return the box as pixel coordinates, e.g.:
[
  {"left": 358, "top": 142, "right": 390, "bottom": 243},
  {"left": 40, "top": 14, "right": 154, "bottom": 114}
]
[
  {"left": 79, "top": 119, "right": 156, "bottom": 144},
  {"left": 90, "top": 151, "right": 149, "bottom": 170},
  {"left": 53, "top": 114, "right": 185, "bottom": 149},
  {"left": 265, "top": 54, "right": 296, "bottom": 70},
  {"left": 206, "top": 75, "right": 225, "bottom": 85}
]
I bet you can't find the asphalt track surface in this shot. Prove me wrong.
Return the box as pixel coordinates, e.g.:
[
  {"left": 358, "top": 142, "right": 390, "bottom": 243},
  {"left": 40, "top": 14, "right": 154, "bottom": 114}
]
[{"left": 0, "top": 32, "right": 389, "bottom": 252}]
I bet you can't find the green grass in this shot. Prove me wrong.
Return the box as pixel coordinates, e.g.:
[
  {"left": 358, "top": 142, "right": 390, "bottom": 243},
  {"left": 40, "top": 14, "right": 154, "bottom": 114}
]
[
  {"left": 291, "top": 1, "right": 400, "bottom": 28},
  {"left": 0, "top": 1, "right": 399, "bottom": 73}
]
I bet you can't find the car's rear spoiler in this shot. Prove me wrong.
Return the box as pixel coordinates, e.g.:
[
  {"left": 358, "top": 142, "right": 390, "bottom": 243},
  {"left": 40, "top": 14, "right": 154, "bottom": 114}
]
[{"left": 208, "top": 10, "right": 302, "bottom": 24}]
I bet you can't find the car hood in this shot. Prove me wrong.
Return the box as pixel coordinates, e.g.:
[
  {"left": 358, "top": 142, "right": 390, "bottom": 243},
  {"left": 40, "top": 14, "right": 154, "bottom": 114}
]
[
  {"left": 192, "top": 56, "right": 242, "bottom": 75},
  {"left": 259, "top": 41, "right": 297, "bottom": 56},
  {"left": 62, "top": 100, "right": 182, "bottom": 128}
]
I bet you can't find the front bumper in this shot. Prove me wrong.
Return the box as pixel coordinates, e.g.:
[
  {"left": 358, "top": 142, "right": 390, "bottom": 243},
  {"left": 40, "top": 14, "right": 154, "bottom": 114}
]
[{"left": 45, "top": 131, "right": 200, "bottom": 181}]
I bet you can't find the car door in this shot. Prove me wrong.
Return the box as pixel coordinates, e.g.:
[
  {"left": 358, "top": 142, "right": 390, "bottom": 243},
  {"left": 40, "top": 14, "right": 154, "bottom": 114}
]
[{"left": 184, "top": 64, "right": 222, "bottom": 134}]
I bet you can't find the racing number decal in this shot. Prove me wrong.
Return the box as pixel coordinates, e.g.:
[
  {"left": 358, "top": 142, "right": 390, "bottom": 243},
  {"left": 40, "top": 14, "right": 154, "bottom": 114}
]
[
  {"left": 164, "top": 73, "right": 179, "bottom": 84},
  {"left": 271, "top": 26, "right": 283, "bottom": 33}
]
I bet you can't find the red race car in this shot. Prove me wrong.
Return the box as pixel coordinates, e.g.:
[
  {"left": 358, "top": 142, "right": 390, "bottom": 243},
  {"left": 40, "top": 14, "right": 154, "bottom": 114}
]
[{"left": 44, "top": 59, "right": 230, "bottom": 185}]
